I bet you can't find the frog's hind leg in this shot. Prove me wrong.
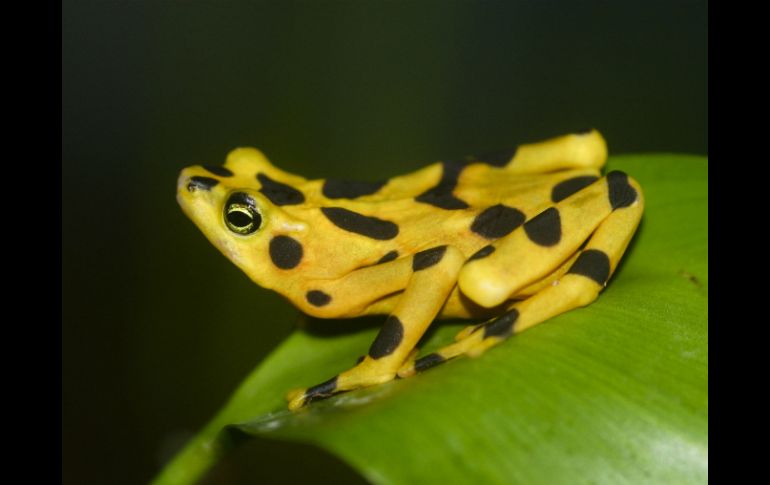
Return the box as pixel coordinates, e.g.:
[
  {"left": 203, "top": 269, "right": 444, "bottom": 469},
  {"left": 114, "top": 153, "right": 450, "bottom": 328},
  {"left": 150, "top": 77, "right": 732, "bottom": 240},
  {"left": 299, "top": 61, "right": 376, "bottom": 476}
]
[
  {"left": 398, "top": 173, "right": 644, "bottom": 377},
  {"left": 459, "top": 171, "right": 642, "bottom": 308},
  {"left": 287, "top": 245, "right": 465, "bottom": 410}
]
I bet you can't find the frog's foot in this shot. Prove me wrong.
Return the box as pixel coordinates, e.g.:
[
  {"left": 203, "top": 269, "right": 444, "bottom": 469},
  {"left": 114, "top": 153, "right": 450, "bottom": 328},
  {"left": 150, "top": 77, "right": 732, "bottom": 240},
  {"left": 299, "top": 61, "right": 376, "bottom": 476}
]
[
  {"left": 397, "top": 311, "right": 518, "bottom": 377},
  {"left": 286, "top": 349, "right": 424, "bottom": 411},
  {"left": 286, "top": 359, "right": 401, "bottom": 411},
  {"left": 286, "top": 375, "right": 350, "bottom": 411}
]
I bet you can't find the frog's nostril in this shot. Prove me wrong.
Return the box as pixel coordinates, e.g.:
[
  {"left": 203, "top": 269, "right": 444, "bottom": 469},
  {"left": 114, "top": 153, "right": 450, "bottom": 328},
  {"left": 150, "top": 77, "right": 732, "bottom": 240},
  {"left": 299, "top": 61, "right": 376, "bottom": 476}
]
[{"left": 186, "top": 176, "right": 220, "bottom": 192}]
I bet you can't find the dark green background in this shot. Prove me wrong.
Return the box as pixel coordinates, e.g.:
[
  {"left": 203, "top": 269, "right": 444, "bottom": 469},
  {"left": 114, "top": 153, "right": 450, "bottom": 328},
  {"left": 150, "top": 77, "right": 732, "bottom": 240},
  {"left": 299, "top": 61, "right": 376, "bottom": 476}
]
[{"left": 62, "top": 1, "right": 707, "bottom": 483}]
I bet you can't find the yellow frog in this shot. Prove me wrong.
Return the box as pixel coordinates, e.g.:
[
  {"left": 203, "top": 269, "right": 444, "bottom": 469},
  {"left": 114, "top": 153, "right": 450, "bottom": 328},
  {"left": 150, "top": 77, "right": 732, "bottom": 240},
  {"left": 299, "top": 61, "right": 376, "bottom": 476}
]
[{"left": 176, "top": 130, "right": 643, "bottom": 411}]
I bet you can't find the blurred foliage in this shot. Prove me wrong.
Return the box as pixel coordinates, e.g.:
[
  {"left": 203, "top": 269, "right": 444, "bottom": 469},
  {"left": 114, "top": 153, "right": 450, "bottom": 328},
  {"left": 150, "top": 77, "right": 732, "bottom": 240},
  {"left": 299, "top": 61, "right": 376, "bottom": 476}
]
[{"left": 62, "top": 1, "right": 706, "bottom": 484}]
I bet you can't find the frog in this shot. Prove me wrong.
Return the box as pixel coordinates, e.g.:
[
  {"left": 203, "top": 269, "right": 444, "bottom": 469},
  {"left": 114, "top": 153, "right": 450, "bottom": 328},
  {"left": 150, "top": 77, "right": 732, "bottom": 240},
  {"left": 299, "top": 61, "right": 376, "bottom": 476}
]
[{"left": 176, "top": 129, "right": 644, "bottom": 411}]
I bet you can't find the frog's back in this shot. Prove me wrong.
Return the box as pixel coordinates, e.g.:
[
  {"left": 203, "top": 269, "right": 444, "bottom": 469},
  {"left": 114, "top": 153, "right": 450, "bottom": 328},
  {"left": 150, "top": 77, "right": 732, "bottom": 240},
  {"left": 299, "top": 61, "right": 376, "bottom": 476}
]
[{"left": 276, "top": 130, "right": 607, "bottom": 260}]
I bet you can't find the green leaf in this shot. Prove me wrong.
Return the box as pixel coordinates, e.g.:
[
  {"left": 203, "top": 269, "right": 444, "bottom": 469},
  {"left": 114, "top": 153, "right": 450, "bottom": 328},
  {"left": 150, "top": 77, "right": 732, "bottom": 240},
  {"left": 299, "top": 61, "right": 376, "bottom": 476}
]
[{"left": 153, "top": 154, "right": 707, "bottom": 485}]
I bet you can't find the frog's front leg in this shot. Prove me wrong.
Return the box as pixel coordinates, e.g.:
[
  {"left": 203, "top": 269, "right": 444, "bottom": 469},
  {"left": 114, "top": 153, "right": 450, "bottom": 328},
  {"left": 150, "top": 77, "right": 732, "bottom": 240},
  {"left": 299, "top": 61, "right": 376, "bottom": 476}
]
[{"left": 287, "top": 245, "right": 465, "bottom": 410}]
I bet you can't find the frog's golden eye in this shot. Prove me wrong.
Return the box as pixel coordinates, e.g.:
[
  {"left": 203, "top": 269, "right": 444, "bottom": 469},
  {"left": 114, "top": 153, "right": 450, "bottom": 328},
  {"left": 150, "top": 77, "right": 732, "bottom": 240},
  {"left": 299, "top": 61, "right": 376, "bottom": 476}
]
[{"left": 224, "top": 192, "right": 262, "bottom": 235}]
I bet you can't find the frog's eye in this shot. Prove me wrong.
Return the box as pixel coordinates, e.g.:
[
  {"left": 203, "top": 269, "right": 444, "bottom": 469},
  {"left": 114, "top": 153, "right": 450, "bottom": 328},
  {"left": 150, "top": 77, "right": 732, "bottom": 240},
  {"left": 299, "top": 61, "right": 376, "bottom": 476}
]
[{"left": 224, "top": 192, "right": 262, "bottom": 235}]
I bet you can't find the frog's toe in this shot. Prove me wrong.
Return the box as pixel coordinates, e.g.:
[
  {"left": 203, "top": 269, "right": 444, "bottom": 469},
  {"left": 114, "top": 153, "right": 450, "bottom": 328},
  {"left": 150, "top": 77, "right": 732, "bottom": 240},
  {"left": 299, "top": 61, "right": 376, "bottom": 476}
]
[
  {"left": 454, "top": 323, "right": 484, "bottom": 341},
  {"left": 398, "top": 351, "right": 447, "bottom": 377},
  {"left": 286, "top": 389, "right": 307, "bottom": 411},
  {"left": 398, "top": 313, "right": 519, "bottom": 376},
  {"left": 286, "top": 376, "right": 340, "bottom": 410},
  {"left": 395, "top": 348, "right": 420, "bottom": 378}
]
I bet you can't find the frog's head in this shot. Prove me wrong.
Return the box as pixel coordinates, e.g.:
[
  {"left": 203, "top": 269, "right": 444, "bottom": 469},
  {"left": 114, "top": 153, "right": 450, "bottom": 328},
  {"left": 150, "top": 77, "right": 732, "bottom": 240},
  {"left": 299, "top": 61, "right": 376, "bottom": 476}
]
[{"left": 176, "top": 148, "right": 308, "bottom": 289}]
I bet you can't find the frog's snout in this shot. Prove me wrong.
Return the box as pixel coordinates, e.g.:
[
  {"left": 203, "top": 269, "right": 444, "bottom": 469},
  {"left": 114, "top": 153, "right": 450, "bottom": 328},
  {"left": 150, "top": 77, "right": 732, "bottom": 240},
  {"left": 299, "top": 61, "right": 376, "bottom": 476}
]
[
  {"left": 176, "top": 170, "right": 189, "bottom": 194},
  {"left": 177, "top": 167, "right": 220, "bottom": 206},
  {"left": 176, "top": 168, "right": 220, "bottom": 221},
  {"left": 175, "top": 170, "right": 195, "bottom": 209},
  {"left": 178, "top": 168, "right": 220, "bottom": 195}
]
